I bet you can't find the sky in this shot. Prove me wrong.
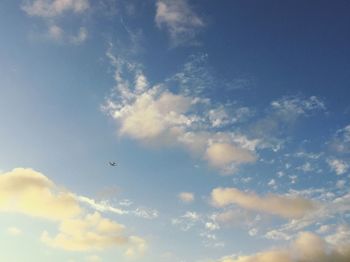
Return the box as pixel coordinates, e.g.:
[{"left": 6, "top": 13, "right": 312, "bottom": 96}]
[{"left": 0, "top": 0, "right": 350, "bottom": 261}]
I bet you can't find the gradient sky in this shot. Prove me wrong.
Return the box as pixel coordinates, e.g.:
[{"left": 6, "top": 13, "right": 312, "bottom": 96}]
[{"left": 1, "top": 1, "right": 350, "bottom": 261}]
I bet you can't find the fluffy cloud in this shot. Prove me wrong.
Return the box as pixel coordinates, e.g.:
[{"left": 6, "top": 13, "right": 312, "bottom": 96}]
[
  {"left": 206, "top": 143, "right": 256, "bottom": 173},
  {"left": 219, "top": 232, "right": 350, "bottom": 262},
  {"left": 178, "top": 192, "right": 195, "bottom": 203},
  {"left": 22, "top": 0, "right": 89, "bottom": 17},
  {"left": 0, "top": 168, "right": 146, "bottom": 255},
  {"left": 22, "top": 0, "right": 89, "bottom": 45},
  {"left": 41, "top": 212, "right": 127, "bottom": 251},
  {"left": 211, "top": 187, "right": 315, "bottom": 219},
  {"left": 0, "top": 168, "right": 81, "bottom": 220},
  {"left": 155, "top": 0, "right": 205, "bottom": 46},
  {"left": 104, "top": 51, "right": 258, "bottom": 174}
]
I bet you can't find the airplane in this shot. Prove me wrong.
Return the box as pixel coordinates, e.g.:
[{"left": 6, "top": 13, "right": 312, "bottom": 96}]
[{"left": 109, "top": 161, "right": 117, "bottom": 166}]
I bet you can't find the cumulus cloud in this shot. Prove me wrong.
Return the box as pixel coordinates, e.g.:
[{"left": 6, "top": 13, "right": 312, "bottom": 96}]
[
  {"left": 211, "top": 187, "right": 315, "bottom": 219},
  {"left": 0, "top": 168, "right": 81, "bottom": 220},
  {"left": 219, "top": 232, "right": 350, "bottom": 262},
  {"left": 22, "top": 0, "right": 89, "bottom": 17},
  {"left": 0, "top": 168, "right": 146, "bottom": 255},
  {"left": 178, "top": 192, "right": 195, "bottom": 203},
  {"left": 41, "top": 212, "right": 127, "bottom": 251},
  {"left": 155, "top": 0, "right": 205, "bottom": 46},
  {"left": 103, "top": 50, "right": 258, "bottom": 174}
]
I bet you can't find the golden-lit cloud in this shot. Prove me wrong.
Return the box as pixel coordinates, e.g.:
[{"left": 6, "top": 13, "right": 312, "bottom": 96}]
[
  {"left": 219, "top": 232, "right": 350, "bottom": 262},
  {"left": 178, "top": 192, "right": 195, "bottom": 203},
  {"left": 206, "top": 143, "right": 256, "bottom": 172},
  {"left": 0, "top": 168, "right": 81, "bottom": 220},
  {"left": 41, "top": 212, "right": 127, "bottom": 251},
  {"left": 211, "top": 187, "right": 315, "bottom": 219},
  {"left": 0, "top": 168, "right": 147, "bottom": 255}
]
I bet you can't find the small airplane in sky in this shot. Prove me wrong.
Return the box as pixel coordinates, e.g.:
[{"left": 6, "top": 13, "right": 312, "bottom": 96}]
[{"left": 109, "top": 161, "right": 117, "bottom": 166}]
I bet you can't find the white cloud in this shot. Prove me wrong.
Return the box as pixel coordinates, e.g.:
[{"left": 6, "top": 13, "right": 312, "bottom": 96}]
[
  {"left": 172, "top": 211, "right": 200, "bottom": 231},
  {"left": 263, "top": 190, "right": 350, "bottom": 239},
  {"left": 103, "top": 51, "right": 258, "bottom": 175},
  {"left": 206, "top": 143, "right": 256, "bottom": 174},
  {"left": 22, "top": 0, "right": 89, "bottom": 17},
  {"left": 330, "top": 124, "right": 350, "bottom": 153},
  {"left": 178, "top": 192, "right": 195, "bottom": 203},
  {"left": 328, "top": 158, "right": 349, "bottom": 175},
  {"left": 270, "top": 95, "right": 326, "bottom": 118},
  {"left": 211, "top": 187, "right": 315, "bottom": 219},
  {"left": 0, "top": 168, "right": 81, "bottom": 220},
  {"left": 155, "top": 0, "right": 205, "bottom": 46}
]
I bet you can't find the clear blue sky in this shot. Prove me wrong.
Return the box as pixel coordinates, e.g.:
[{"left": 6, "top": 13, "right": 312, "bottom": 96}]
[{"left": 0, "top": 1, "right": 350, "bottom": 261}]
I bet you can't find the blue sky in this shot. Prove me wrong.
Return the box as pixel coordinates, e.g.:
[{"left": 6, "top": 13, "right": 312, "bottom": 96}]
[{"left": 0, "top": 0, "right": 350, "bottom": 261}]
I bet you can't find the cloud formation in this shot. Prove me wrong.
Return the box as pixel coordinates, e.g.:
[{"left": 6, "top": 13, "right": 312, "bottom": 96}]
[
  {"left": 219, "top": 232, "right": 350, "bottom": 262},
  {"left": 41, "top": 212, "right": 127, "bottom": 251},
  {"left": 103, "top": 51, "right": 258, "bottom": 174},
  {"left": 155, "top": 0, "right": 205, "bottom": 46},
  {"left": 211, "top": 187, "right": 315, "bottom": 219},
  {"left": 178, "top": 192, "right": 195, "bottom": 203},
  {"left": 22, "top": 0, "right": 89, "bottom": 17},
  {"left": 0, "top": 168, "right": 81, "bottom": 220},
  {"left": 0, "top": 168, "right": 146, "bottom": 255}
]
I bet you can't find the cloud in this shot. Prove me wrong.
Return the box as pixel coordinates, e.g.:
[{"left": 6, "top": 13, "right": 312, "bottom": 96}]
[
  {"left": 0, "top": 168, "right": 81, "bottom": 220},
  {"left": 41, "top": 212, "right": 127, "bottom": 251},
  {"left": 251, "top": 95, "right": 326, "bottom": 150},
  {"left": 70, "top": 27, "right": 88, "bottom": 44},
  {"left": 219, "top": 232, "right": 350, "bottom": 262},
  {"left": 155, "top": 0, "right": 205, "bottom": 46},
  {"left": 211, "top": 187, "right": 315, "bottom": 219},
  {"left": 328, "top": 158, "right": 349, "bottom": 175},
  {"left": 7, "top": 227, "right": 22, "bottom": 236},
  {"left": 103, "top": 51, "right": 258, "bottom": 174},
  {"left": 178, "top": 192, "right": 195, "bottom": 203},
  {"left": 206, "top": 143, "right": 256, "bottom": 174},
  {"left": 330, "top": 124, "right": 350, "bottom": 153},
  {"left": 0, "top": 168, "right": 147, "bottom": 254},
  {"left": 22, "top": 0, "right": 89, "bottom": 17},
  {"left": 263, "top": 190, "right": 350, "bottom": 240},
  {"left": 48, "top": 24, "right": 64, "bottom": 40},
  {"left": 125, "top": 236, "right": 147, "bottom": 258},
  {"left": 22, "top": 1, "right": 89, "bottom": 45}
]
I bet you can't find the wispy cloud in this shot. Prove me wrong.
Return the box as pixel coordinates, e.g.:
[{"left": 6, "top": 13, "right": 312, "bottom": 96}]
[
  {"left": 327, "top": 158, "right": 349, "bottom": 175},
  {"left": 22, "top": 0, "right": 89, "bottom": 44},
  {"left": 211, "top": 187, "right": 315, "bottom": 219},
  {"left": 155, "top": 0, "right": 205, "bottom": 46}
]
